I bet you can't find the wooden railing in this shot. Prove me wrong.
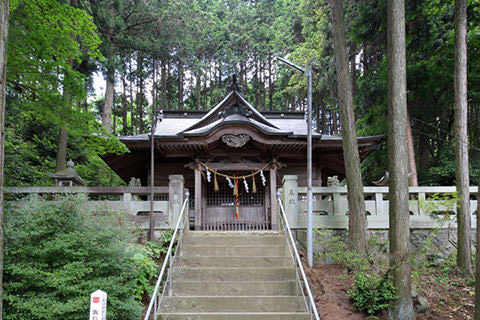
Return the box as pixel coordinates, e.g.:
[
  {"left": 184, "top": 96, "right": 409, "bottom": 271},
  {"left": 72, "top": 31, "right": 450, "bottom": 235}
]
[{"left": 280, "top": 183, "right": 478, "bottom": 229}]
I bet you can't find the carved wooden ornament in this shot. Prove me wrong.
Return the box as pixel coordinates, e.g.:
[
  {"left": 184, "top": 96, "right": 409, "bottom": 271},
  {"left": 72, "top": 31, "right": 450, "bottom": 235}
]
[{"left": 221, "top": 134, "right": 250, "bottom": 148}]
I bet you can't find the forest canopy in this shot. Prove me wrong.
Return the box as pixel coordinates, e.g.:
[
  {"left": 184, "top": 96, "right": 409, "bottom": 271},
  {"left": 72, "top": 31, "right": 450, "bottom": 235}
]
[{"left": 4, "top": 0, "right": 480, "bottom": 187}]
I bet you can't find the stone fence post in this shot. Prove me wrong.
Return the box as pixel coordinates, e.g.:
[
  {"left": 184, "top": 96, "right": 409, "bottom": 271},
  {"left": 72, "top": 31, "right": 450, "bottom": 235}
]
[
  {"left": 282, "top": 175, "right": 298, "bottom": 228},
  {"left": 332, "top": 189, "right": 342, "bottom": 215},
  {"left": 169, "top": 175, "right": 184, "bottom": 226},
  {"left": 123, "top": 192, "right": 132, "bottom": 215}
]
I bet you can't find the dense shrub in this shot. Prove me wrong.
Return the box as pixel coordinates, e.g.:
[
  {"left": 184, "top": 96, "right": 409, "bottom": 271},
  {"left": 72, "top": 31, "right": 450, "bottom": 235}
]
[
  {"left": 131, "top": 242, "right": 161, "bottom": 300},
  {"left": 4, "top": 196, "right": 144, "bottom": 320},
  {"left": 348, "top": 272, "right": 396, "bottom": 316}
]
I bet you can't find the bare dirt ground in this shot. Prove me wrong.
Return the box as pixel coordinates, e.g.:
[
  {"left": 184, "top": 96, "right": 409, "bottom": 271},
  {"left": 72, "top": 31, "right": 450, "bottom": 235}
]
[
  {"left": 302, "top": 258, "right": 475, "bottom": 320},
  {"left": 304, "top": 262, "right": 368, "bottom": 320},
  {"left": 415, "top": 269, "right": 474, "bottom": 320}
]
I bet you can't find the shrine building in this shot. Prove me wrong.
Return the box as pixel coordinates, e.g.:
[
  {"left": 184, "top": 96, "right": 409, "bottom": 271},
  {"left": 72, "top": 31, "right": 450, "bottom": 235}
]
[{"left": 102, "top": 90, "right": 382, "bottom": 231}]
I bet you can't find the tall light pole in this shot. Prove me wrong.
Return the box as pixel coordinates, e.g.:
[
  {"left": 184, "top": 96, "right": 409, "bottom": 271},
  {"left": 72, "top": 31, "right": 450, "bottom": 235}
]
[
  {"left": 149, "top": 109, "right": 163, "bottom": 241},
  {"left": 277, "top": 56, "right": 314, "bottom": 267}
]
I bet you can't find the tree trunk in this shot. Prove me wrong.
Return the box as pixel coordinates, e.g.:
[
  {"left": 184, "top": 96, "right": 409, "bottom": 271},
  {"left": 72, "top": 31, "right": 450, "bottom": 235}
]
[
  {"left": 0, "top": 1, "right": 10, "bottom": 317},
  {"left": 56, "top": 61, "right": 74, "bottom": 172},
  {"left": 121, "top": 69, "right": 128, "bottom": 135},
  {"left": 321, "top": 101, "right": 327, "bottom": 134},
  {"left": 260, "top": 61, "right": 265, "bottom": 111},
  {"left": 203, "top": 70, "right": 208, "bottom": 109},
  {"left": 209, "top": 62, "right": 214, "bottom": 106},
  {"left": 56, "top": 82, "right": 71, "bottom": 172},
  {"left": 350, "top": 43, "right": 358, "bottom": 97},
  {"left": 218, "top": 63, "right": 222, "bottom": 87},
  {"left": 160, "top": 61, "right": 167, "bottom": 111},
  {"left": 166, "top": 62, "right": 170, "bottom": 110},
  {"left": 152, "top": 59, "right": 157, "bottom": 117},
  {"left": 196, "top": 71, "right": 201, "bottom": 110},
  {"left": 332, "top": 109, "right": 338, "bottom": 134},
  {"left": 112, "top": 112, "right": 116, "bottom": 135},
  {"left": 406, "top": 112, "right": 418, "bottom": 186},
  {"left": 102, "top": 68, "right": 114, "bottom": 133},
  {"left": 475, "top": 169, "right": 480, "bottom": 320},
  {"left": 387, "top": 0, "right": 414, "bottom": 317},
  {"left": 55, "top": 129, "right": 68, "bottom": 172},
  {"left": 255, "top": 57, "right": 259, "bottom": 107},
  {"left": 454, "top": 0, "right": 473, "bottom": 277},
  {"left": 136, "top": 53, "right": 144, "bottom": 133},
  {"left": 129, "top": 59, "right": 135, "bottom": 134},
  {"left": 329, "top": 0, "right": 367, "bottom": 254},
  {"left": 178, "top": 61, "right": 183, "bottom": 110},
  {"left": 268, "top": 53, "right": 274, "bottom": 111}
]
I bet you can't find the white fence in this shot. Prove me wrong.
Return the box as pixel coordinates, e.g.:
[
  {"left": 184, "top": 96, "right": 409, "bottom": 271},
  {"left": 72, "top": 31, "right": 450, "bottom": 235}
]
[
  {"left": 5, "top": 187, "right": 173, "bottom": 231},
  {"left": 6, "top": 183, "right": 479, "bottom": 231},
  {"left": 280, "top": 181, "right": 478, "bottom": 229}
]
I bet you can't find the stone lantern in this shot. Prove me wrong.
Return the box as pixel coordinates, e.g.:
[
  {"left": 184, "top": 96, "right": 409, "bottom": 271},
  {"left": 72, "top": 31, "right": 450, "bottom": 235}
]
[{"left": 49, "top": 160, "right": 86, "bottom": 187}]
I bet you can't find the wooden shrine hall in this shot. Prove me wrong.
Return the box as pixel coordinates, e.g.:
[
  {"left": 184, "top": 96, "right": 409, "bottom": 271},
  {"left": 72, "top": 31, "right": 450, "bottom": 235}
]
[{"left": 102, "top": 90, "right": 382, "bottom": 230}]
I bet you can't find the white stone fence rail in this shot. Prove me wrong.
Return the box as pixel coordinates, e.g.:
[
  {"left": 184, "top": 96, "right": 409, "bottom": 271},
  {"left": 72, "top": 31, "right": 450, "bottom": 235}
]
[
  {"left": 280, "top": 175, "right": 478, "bottom": 230},
  {"left": 5, "top": 174, "right": 479, "bottom": 231},
  {"left": 4, "top": 182, "right": 190, "bottom": 235}
]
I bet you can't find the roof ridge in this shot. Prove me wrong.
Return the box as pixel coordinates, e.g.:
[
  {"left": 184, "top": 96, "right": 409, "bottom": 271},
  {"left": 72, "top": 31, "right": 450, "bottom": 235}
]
[{"left": 181, "top": 91, "right": 279, "bottom": 134}]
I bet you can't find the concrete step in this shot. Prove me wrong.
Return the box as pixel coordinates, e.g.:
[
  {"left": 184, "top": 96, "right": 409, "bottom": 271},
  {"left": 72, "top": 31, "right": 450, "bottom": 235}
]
[
  {"left": 158, "top": 312, "right": 310, "bottom": 319},
  {"left": 157, "top": 232, "right": 311, "bottom": 318},
  {"left": 176, "top": 256, "right": 292, "bottom": 268},
  {"left": 183, "top": 232, "right": 284, "bottom": 246},
  {"left": 158, "top": 296, "right": 306, "bottom": 313},
  {"left": 180, "top": 245, "right": 287, "bottom": 257},
  {"left": 171, "top": 280, "right": 297, "bottom": 296},
  {"left": 171, "top": 267, "right": 295, "bottom": 281}
]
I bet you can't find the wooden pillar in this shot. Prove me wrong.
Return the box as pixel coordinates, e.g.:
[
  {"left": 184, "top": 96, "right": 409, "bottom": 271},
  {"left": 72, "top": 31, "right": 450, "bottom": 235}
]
[
  {"left": 270, "top": 167, "right": 277, "bottom": 230},
  {"left": 195, "top": 165, "right": 202, "bottom": 230}
]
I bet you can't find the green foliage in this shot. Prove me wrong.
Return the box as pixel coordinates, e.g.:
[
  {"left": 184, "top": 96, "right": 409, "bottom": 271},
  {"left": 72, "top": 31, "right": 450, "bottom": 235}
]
[
  {"left": 5, "top": 0, "right": 480, "bottom": 188},
  {"left": 4, "top": 100, "right": 127, "bottom": 186},
  {"left": 128, "top": 232, "right": 176, "bottom": 300},
  {"left": 130, "top": 242, "right": 160, "bottom": 300},
  {"left": 316, "top": 230, "right": 388, "bottom": 273},
  {"left": 75, "top": 154, "right": 126, "bottom": 187},
  {"left": 348, "top": 272, "right": 396, "bottom": 317},
  {"left": 417, "top": 192, "right": 458, "bottom": 217},
  {"left": 291, "top": 0, "right": 480, "bottom": 185},
  {"left": 3, "top": 196, "right": 143, "bottom": 320},
  {"left": 158, "top": 229, "right": 175, "bottom": 254},
  {"left": 438, "top": 253, "right": 457, "bottom": 280},
  {"left": 316, "top": 231, "right": 371, "bottom": 273},
  {"left": 316, "top": 230, "right": 395, "bottom": 316},
  {"left": 5, "top": 0, "right": 130, "bottom": 187},
  {"left": 4, "top": 127, "right": 55, "bottom": 187}
]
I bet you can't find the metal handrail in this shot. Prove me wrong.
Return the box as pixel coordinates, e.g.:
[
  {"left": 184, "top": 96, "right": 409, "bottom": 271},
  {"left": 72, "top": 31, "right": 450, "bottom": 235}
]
[
  {"left": 144, "top": 190, "right": 190, "bottom": 320},
  {"left": 277, "top": 192, "right": 320, "bottom": 320}
]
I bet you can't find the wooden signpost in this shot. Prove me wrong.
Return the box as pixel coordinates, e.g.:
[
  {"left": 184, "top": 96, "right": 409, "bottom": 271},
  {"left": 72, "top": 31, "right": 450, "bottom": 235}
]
[{"left": 89, "top": 290, "right": 107, "bottom": 320}]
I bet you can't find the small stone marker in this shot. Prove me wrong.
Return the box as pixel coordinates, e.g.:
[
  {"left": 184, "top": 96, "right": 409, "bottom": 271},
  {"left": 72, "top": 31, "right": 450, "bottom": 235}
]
[{"left": 89, "top": 290, "right": 107, "bottom": 320}]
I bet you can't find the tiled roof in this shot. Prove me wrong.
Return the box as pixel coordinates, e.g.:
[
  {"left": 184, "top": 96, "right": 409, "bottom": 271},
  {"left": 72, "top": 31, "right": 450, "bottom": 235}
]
[
  {"left": 117, "top": 91, "right": 379, "bottom": 142},
  {"left": 183, "top": 114, "right": 291, "bottom": 136}
]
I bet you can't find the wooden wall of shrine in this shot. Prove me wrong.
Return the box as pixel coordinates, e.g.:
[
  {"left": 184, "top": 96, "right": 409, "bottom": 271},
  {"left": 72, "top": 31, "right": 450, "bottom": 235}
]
[{"left": 143, "top": 157, "right": 326, "bottom": 230}]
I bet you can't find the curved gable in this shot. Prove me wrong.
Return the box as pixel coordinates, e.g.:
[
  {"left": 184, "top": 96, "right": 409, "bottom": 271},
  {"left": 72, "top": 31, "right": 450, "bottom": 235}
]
[{"left": 181, "top": 91, "right": 280, "bottom": 133}]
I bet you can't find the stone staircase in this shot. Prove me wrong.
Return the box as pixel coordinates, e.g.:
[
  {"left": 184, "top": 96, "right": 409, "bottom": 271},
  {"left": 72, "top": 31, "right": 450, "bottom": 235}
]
[{"left": 158, "top": 231, "right": 310, "bottom": 320}]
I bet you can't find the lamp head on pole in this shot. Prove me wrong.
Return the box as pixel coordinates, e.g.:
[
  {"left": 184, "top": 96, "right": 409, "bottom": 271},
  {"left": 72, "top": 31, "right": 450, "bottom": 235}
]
[{"left": 275, "top": 56, "right": 306, "bottom": 74}]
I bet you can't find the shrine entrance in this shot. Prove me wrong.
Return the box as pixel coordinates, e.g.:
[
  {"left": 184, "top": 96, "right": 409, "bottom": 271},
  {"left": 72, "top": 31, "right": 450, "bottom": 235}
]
[
  {"left": 203, "top": 171, "right": 270, "bottom": 230},
  {"left": 193, "top": 161, "right": 279, "bottom": 231}
]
